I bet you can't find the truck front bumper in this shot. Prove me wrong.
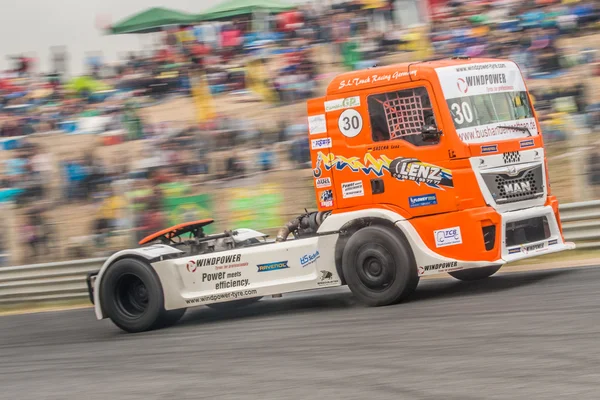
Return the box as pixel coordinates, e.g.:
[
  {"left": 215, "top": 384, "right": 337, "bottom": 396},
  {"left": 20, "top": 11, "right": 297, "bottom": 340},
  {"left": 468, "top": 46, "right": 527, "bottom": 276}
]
[{"left": 499, "top": 205, "right": 575, "bottom": 263}]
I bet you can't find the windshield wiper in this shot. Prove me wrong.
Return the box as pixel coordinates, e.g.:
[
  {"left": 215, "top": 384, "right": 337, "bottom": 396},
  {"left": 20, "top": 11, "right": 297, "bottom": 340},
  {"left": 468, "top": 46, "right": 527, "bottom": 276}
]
[{"left": 497, "top": 125, "right": 532, "bottom": 137}]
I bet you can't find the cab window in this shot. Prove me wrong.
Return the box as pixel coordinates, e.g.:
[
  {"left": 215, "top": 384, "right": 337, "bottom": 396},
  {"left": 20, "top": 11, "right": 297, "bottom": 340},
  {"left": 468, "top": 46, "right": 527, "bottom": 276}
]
[{"left": 367, "top": 86, "right": 439, "bottom": 146}]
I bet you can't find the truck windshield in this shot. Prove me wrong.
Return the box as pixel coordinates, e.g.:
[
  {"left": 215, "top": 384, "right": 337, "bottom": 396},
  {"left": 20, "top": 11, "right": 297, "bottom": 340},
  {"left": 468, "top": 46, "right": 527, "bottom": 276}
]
[
  {"left": 447, "top": 91, "right": 536, "bottom": 143},
  {"left": 435, "top": 61, "right": 539, "bottom": 144}
]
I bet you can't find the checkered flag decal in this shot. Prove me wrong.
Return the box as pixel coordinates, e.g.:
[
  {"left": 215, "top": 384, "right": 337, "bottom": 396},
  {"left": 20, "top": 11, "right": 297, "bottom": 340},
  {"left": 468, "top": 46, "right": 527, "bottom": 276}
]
[{"left": 503, "top": 151, "right": 521, "bottom": 164}]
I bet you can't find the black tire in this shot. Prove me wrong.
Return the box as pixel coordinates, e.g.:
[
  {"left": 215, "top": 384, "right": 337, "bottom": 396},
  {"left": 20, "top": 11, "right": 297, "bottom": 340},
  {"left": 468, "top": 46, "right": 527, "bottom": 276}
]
[
  {"left": 100, "top": 258, "right": 185, "bottom": 333},
  {"left": 342, "top": 225, "right": 419, "bottom": 307},
  {"left": 448, "top": 265, "right": 502, "bottom": 281},
  {"left": 155, "top": 308, "right": 187, "bottom": 329},
  {"left": 206, "top": 297, "right": 263, "bottom": 310}
]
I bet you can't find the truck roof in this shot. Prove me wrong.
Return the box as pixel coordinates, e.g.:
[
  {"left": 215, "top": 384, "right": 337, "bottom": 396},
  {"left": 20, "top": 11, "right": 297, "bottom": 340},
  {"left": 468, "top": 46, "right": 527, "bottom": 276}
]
[{"left": 326, "top": 57, "right": 507, "bottom": 96}]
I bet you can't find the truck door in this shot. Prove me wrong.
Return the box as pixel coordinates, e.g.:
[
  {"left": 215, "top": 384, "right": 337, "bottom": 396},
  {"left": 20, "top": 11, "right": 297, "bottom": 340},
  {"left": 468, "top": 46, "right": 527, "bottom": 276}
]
[{"left": 326, "top": 81, "right": 459, "bottom": 217}]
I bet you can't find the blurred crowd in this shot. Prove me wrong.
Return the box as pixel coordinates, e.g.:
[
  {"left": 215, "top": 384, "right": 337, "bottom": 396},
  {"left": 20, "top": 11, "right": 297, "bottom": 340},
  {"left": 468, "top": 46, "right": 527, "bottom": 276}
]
[{"left": 1, "top": 0, "right": 600, "bottom": 265}]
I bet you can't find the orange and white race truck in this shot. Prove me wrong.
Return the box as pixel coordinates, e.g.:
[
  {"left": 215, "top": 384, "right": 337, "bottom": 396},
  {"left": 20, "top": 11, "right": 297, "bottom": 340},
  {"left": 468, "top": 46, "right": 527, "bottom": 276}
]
[{"left": 88, "top": 58, "right": 574, "bottom": 333}]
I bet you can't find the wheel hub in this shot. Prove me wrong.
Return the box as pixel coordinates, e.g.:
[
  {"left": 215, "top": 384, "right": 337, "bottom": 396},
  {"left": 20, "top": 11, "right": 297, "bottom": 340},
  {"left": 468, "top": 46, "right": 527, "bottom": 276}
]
[
  {"left": 357, "top": 245, "right": 396, "bottom": 291},
  {"left": 115, "top": 274, "right": 149, "bottom": 318}
]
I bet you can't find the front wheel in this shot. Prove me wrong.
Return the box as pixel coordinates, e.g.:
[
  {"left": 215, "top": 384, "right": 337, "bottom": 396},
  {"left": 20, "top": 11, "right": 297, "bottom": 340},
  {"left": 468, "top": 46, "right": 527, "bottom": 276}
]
[
  {"left": 448, "top": 265, "right": 502, "bottom": 281},
  {"left": 100, "top": 258, "right": 185, "bottom": 333},
  {"left": 206, "top": 297, "right": 263, "bottom": 310},
  {"left": 342, "top": 225, "right": 419, "bottom": 307}
]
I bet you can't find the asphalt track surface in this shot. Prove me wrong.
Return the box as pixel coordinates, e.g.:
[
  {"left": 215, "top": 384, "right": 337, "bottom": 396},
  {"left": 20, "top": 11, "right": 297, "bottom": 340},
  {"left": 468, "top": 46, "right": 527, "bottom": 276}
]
[{"left": 2, "top": 266, "right": 600, "bottom": 400}]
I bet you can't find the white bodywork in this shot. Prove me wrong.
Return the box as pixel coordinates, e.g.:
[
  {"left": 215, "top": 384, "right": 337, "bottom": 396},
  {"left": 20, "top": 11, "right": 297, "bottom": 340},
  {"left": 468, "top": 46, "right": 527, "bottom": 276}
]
[
  {"left": 93, "top": 232, "right": 341, "bottom": 319},
  {"left": 93, "top": 201, "right": 574, "bottom": 320}
]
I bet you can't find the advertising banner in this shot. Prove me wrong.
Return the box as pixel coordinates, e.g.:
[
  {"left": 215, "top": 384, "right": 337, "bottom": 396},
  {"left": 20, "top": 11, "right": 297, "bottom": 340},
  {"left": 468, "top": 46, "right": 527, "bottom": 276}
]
[{"left": 227, "top": 184, "right": 283, "bottom": 230}]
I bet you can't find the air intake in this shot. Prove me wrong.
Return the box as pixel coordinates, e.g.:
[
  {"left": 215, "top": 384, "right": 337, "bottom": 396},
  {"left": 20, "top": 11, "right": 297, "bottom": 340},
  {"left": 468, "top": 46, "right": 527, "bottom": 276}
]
[{"left": 482, "top": 225, "right": 496, "bottom": 251}]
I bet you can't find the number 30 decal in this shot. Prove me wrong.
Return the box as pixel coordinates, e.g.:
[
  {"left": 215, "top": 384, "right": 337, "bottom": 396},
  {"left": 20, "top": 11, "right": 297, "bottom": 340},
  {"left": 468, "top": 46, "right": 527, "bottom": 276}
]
[
  {"left": 451, "top": 102, "right": 473, "bottom": 125},
  {"left": 338, "top": 109, "right": 363, "bottom": 138}
]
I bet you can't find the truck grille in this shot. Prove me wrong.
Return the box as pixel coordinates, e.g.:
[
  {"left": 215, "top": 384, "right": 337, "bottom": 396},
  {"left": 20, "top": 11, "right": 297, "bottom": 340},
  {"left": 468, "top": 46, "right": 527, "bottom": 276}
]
[{"left": 481, "top": 164, "right": 544, "bottom": 204}]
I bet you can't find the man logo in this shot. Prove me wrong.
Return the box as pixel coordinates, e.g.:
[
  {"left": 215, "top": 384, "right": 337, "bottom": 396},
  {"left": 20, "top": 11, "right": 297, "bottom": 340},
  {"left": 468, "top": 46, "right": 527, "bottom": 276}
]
[{"left": 504, "top": 181, "right": 531, "bottom": 195}]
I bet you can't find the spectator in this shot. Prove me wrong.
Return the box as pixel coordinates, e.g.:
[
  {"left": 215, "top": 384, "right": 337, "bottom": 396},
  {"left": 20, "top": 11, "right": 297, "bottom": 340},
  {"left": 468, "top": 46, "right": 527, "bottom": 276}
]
[{"left": 587, "top": 149, "right": 600, "bottom": 199}]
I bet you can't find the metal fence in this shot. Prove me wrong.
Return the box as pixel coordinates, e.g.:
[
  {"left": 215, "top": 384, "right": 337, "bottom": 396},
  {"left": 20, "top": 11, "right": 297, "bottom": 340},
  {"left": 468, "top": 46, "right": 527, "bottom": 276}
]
[
  {"left": 559, "top": 200, "right": 600, "bottom": 250},
  {"left": 1, "top": 201, "right": 599, "bottom": 307}
]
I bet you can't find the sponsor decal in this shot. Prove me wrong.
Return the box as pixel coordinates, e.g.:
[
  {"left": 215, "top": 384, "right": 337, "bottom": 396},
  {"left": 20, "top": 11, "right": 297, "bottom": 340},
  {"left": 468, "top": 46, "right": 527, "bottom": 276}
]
[
  {"left": 317, "top": 270, "right": 340, "bottom": 286},
  {"left": 508, "top": 248, "right": 521, "bottom": 254},
  {"left": 417, "top": 261, "right": 459, "bottom": 276},
  {"left": 257, "top": 261, "right": 289, "bottom": 272},
  {"left": 341, "top": 180, "right": 364, "bottom": 199},
  {"left": 319, "top": 189, "right": 333, "bottom": 208},
  {"left": 324, "top": 96, "right": 360, "bottom": 112},
  {"left": 313, "top": 153, "right": 453, "bottom": 191},
  {"left": 520, "top": 139, "right": 535, "bottom": 148},
  {"left": 408, "top": 194, "right": 437, "bottom": 208},
  {"left": 457, "top": 77, "right": 468, "bottom": 94},
  {"left": 434, "top": 227, "right": 462, "bottom": 248},
  {"left": 308, "top": 114, "right": 327, "bottom": 135},
  {"left": 313, "top": 152, "right": 392, "bottom": 178},
  {"left": 481, "top": 144, "right": 498, "bottom": 154},
  {"left": 202, "top": 270, "right": 250, "bottom": 290},
  {"left": 186, "top": 260, "right": 198, "bottom": 272},
  {"left": 337, "top": 70, "right": 417, "bottom": 90},
  {"left": 456, "top": 119, "right": 538, "bottom": 143},
  {"left": 315, "top": 177, "right": 332, "bottom": 188},
  {"left": 187, "top": 254, "right": 243, "bottom": 272},
  {"left": 522, "top": 242, "right": 545, "bottom": 254},
  {"left": 548, "top": 239, "right": 558, "bottom": 246},
  {"left": 311, "top": 137, "right": 332, "bottom": 150},
  {"left": 389, "top": 158, "right": 454, "bottom": 190},
  {"left": 453, "top": 63, "right": 509, "bottom": 73},
  {"left": 185, "top": 289, "right": 259, "bottom": 304},
  {"left": 300, "top": 250, "right": 320, "bottom": 267},
  {"left": 463, "top": 73, "right": 508, "bottom": 91}
]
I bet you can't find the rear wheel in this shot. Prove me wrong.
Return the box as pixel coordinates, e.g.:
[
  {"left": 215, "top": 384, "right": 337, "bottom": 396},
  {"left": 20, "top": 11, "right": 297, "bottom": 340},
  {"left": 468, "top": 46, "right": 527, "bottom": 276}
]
[
  {"left": 342, "top": 225, "right": 419, "bottom": 307},
  {"left": 100, "top": 258, "right": 186, "bottom": 333},
  {"left": 206, "top": 297, "right": 263, "bottom": 310},
  {"left": 448, "top": 265, "right": 502, "bottom": 281}
]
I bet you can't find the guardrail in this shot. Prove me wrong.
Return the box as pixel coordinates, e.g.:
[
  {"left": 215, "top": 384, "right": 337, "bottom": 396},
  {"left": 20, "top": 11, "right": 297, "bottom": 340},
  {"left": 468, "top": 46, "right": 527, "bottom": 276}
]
[
  {"left": 559, "top": 200, "right": 600, "bottom": 250},
  {"left": 1, "top": 201, "right": 600, "bottom": 307},
  {"left": 0, "top": 258, "right": 105, "bottom": 305}
]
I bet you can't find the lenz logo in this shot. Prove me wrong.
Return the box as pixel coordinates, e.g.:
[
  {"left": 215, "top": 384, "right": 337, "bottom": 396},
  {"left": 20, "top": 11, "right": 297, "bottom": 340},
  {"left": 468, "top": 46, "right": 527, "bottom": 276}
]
[{"left": 389, "top": 158, "right": 454, "bottom": 190}]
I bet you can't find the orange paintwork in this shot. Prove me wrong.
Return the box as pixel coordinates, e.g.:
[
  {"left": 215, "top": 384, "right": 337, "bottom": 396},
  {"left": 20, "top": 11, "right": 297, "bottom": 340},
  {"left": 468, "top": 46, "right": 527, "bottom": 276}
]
[
  {"left": 308, "top": 57, "right": 563, "bottom": 262},
  {"left": 139, "top": 219, "right": 214, "bottom": 245}
]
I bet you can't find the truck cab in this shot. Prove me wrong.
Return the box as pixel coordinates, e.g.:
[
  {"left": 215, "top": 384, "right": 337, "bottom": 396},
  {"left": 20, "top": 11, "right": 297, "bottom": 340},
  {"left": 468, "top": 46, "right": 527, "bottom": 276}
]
[{"left": 307, "top": 58, "right": 574, "bottom": 271}]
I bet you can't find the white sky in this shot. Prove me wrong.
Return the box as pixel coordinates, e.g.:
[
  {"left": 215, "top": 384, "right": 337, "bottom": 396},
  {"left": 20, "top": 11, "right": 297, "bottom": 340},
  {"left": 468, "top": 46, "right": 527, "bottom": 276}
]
[{"left": 0, "top": 0, "right": 308, "bottom": 75}]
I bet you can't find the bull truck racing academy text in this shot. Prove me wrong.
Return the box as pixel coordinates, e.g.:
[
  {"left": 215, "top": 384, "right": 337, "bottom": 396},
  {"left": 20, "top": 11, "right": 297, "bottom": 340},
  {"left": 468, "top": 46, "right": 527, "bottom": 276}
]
[{"left": 88, "top": 58, "right": 574, "bottom": 333}]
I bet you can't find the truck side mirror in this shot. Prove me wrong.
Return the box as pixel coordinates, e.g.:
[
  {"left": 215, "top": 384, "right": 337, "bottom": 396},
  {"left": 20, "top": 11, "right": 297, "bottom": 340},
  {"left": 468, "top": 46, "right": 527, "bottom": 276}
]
[{"left": 421, "top": 124, "right": 442, "bottom": 142}]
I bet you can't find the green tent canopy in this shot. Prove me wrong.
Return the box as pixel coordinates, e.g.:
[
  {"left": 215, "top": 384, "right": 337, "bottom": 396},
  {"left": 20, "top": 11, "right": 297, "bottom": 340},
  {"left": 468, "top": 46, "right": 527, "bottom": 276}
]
[
  {"left": 196, "top": 0, "right": 295, "bottom": 21},
  {"left": 109, "top": 7, "right": 197, "bottom": 34}
]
